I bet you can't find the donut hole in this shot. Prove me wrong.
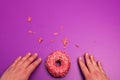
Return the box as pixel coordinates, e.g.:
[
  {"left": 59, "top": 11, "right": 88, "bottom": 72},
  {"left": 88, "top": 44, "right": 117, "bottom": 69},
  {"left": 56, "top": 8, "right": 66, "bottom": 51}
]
[{"left": 55, "top": 60, "right": 61, "bottom": 66}]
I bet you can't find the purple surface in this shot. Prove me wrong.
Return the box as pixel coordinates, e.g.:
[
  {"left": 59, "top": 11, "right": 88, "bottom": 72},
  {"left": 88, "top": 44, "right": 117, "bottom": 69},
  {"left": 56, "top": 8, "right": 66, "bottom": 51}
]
[{"left": 0, "top": 0, "right": 120, "bottom": 80}]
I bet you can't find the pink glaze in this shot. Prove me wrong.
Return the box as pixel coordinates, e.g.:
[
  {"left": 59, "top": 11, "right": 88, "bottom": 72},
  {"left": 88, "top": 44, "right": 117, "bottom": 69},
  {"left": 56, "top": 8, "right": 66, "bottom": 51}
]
[{"left": 46, "top": 50, "right": 71, "bottom": 77}]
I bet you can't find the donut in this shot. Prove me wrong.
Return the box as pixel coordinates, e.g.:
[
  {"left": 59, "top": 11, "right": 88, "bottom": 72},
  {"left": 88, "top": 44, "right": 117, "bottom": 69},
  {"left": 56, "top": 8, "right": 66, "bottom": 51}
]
[{"left": 45, "top": 50, "right": 71, "bottom": 77}]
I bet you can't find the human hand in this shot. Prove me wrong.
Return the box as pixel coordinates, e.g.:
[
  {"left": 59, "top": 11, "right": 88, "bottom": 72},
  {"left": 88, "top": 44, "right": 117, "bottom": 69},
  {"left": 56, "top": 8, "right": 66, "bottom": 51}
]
[
  {"left": 78, "top": 53, "right": 109, "bottom": 80},
  {"left": 0, "top": 53, "right": 41, "bottom": 80}
]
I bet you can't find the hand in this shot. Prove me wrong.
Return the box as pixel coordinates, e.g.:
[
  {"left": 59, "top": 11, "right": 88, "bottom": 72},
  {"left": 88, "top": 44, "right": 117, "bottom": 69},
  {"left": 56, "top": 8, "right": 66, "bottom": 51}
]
[
  {"left": 78, "top": 53, "right": 109, "bottom": 80},
  {"left": 0, "top": 53, "right": 41, "bottom": 80}
]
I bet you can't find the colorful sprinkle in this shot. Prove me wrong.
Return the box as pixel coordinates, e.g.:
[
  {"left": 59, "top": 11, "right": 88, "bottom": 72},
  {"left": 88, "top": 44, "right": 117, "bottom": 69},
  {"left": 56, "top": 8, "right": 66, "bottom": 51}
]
[
  {"left": 28, "top": 30, "right": 33, "bottom": 34},
  {"left": 50, "top": 40, "right": 55, "bottom": 43},
  {"left": 28, "top": 30, "right": 36, "bottom": 34},
  {"left": 27, "top": 16, "right": 32, "bottom": 22},
  {"left": 75, "top": 44, "right": 79, "bottom": 48},
  {"left": 53, "top": 32, "right": 59, "bottom": 36},
  {"left": 38, "top": 37, "right": 43, "bottom": 43},
  {"left": 62, "top": 38, "right": 68, "bottom": 48}
]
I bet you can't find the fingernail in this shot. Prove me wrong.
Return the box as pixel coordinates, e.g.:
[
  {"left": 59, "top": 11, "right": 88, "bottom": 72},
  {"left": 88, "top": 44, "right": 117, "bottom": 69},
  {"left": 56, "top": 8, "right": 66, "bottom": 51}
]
[
  {"left": 98, "top": 61, "right": 101, "bottom": 64},
  {"left": 38, "top": 58, "right": 42, "bottom": 60},
  {"left": 79, "top": 57, "right": 82, "bottom": 60},
  {"left": 18, "top": 56, "right": 22, "bottom": 59},
  {"left": 85, "top": 53, "right": 88, "bottom": 56},
  {"left": 28, "top": 52, "right": 31, "bottom": 55},
  {"left": 34, "top": 53, "right": 38, "bottom": 56},
  {"left": 90, "top": 55, "right": 93, "bottom": 58},
  {"left": 38, "top": 58, "right": 42, "bottom": 62}
]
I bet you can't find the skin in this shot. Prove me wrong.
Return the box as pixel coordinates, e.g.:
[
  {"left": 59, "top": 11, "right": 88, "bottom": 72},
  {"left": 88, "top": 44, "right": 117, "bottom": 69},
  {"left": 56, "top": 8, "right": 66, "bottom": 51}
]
[
  {"left": 78, "top": 53, "right": 109, "bottom": 80},
  {"left": 0, "top": 52, "right": 109, "bottom": 80},
  {"left": 0, "top": 53, "right": 41, "bottom": 80}
]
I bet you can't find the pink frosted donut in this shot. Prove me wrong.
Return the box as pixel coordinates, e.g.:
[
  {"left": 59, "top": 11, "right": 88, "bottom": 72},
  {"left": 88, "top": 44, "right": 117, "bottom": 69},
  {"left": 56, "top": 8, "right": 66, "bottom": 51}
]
[{"left": 45, "top": 50, "right": 71, "bottom": 77}]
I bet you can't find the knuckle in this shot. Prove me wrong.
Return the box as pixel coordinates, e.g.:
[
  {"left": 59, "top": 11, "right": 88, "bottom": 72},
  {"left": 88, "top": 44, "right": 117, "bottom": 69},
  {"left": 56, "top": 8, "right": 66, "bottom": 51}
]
[
  {"left": 32, "top": 62, "right": 38, "bottom": 66},
  {"left": 26, "top": 58, "right": 32, "bottom": 63},
  {"left": 27, "top": 57, "right": 34, "bottom": 63},
  {"left": 85, "top": 74, "right": 90, "bottom": 79},
  {"left": 29, "top": 57, "right": 34, "bottom": 61}
]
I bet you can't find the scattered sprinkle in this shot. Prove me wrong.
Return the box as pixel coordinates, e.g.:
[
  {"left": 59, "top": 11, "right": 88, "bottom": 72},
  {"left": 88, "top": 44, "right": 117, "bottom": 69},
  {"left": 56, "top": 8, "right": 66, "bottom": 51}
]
[
  {"left": 53, "top": 32, "right": 59, "bottom": 36},
  {"left": 28, "top": 30, "right": 36, "bottom": 34},
  {"left": 62, "top": 38, "right": 68, "bottom": 48},
  {"left": 27, "top": 16, "right": 32, "bottom": 22},
  {"left": 38, "top": 37, "right": 43, "bottom": 43},
  {"left": 28, "top": 30, "right": 33, "bottom": 34},
  {"left": 75, "top": 44, "right": 79, "bottom": 48},
  {"left": 50, "top": 40, "right": 55, "bottom": 43}
]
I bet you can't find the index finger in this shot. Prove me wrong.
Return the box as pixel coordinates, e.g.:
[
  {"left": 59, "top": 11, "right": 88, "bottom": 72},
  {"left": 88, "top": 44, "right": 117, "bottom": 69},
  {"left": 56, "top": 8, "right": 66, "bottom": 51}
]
[
  {"left": 78, "top": 57, "right": 89, "bottom": 78},
  {"left": 26, "top": 58, "right": 42, "bottom": 75}
]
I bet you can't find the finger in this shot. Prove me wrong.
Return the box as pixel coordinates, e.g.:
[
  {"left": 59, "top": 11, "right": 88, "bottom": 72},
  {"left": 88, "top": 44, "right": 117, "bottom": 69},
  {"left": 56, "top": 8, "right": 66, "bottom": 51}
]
[
  {"left": 21, "top": 53, "right": 31, "bottom": 63},
  {"left": 97, "top": 61, "right": 105, "bottom": 73},
  {"left": 78, "top": 57, "right": 89, "bottom": 78},
  {"left": 90, "top": 55, "right": 96, "bottom": 65},
  {"left": 22, "top": 53, "right": 38, "bottom": 68},
  {"left": 18, "top": 52, "right": 31, "bottom": 65},
  {"left": 85, "top": 53, "right": 94, "bottom": 72},
  {"left": 11, "top": 56, "right": 22, "bottom": 67},
  {"left": 7, "top": 56, "right": 22, "bottom": 71},
  {"left": 90, "top": 55, "right": 101, "bottom": 71},
  {"left": 27, "top": 58, "right": 42, "bottom": 75}
]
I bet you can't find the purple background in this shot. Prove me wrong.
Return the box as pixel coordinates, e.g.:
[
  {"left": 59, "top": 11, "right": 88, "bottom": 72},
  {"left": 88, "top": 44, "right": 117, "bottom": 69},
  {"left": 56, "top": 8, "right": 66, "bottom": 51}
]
[{"left": 0, "top": 0, "right": 120, "bottom": 80}]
